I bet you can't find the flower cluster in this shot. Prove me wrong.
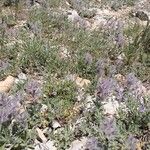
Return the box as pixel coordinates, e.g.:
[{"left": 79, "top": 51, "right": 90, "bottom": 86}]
[{"left": 0, "top": 93, "right": 21, "bottom": 123}]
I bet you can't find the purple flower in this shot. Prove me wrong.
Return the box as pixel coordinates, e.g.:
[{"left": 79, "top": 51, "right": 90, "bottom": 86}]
[
  {"left": 15, "top": 111, "right": 28, "bottom": 127},
  {"left": 108, "top": 65, "right": 117, "bottom": 77},
  {"left": 84, "top": 137, "right": 103, "bottom": 150},
  {"left": 115, "top": 32, "right": 125, "bottom": 48},
  {"left": 139, "top": 104, "right": 146, "bottom": 113},
  {"left": 96, "top": 58, "right": 109, "bottom": 77},
  {"left": 0, "top": 60, "right": 9, "bottom": 71},
  {"left": 100, "top": 117, "right": 118, "bottom": 139},
  {"left": 0, "top": 93, "right": 22, "bottom": 123},
  {"left": 25, "top": 79, "right": 42, "bottom": 99},
  {"left": 96, "top": 78, "right": 118, "bottom": 100},
  {"left": 126, "top": 73, "right": 139, "bottom": 86},
  {"left": 96, "top": 76, "right": 125, "bottom": 101},
  {"left": 115, "top": 59, "right": 123, "bottom": 69},
  {"left": 84, "top": 52, "right": 93, "bottom": 65},
  {"left": 127, "top": 135, "right": 139, "bottom": 150},
  {"left": 125, "top": 73, "right": 145, "bottom": 102}
]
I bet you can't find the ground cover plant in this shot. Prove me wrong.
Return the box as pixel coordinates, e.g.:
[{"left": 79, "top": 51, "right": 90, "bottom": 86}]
[{"left": 0, "top": 0, "right": 150, "bottom": 150}]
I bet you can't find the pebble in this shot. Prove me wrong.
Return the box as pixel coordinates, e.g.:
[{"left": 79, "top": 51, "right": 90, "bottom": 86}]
[
  {"left": 102, "top": 97, "right": 119, "bottom": 116},
  {"left": 40, "top": 104, "right": 48, "bottom": 114},
  {"left": 35, "top": 140, "right": 57, "bottom": 150},
  {"left": 52, "top": 120, "right": 61, "bottom": 129},
  {"left": 59, "top": 47, "right": 71, "bottom": 59},
  {"left": 15, "top": 72, "right": 27, "bottom": 84},
  {"left": 68, "top": 137, "right": 102, "bottom": 150}
]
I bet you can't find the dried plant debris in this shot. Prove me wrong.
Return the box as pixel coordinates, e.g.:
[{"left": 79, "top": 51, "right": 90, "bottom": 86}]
[
  {"left": 75, "top": 77, "right": 91, "bottom": 88},
  {"left": 65, "top": 74, "right": 91, "bottom": 88},
  {"left": 36, "top": 127, "right": 47, "bottom": 143}
]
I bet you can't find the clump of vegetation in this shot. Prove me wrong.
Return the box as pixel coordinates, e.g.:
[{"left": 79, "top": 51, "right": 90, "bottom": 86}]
[
  {"left": 0, "top": 0, "right": 150, "bottom": 149},
  {"left": 100, "top": 0, "right": 137, "bottom": 10}
]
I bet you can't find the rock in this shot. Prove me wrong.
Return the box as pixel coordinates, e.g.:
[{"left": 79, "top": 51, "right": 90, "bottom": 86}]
[
  {"left": 15, "top": 72, "right": 27, "bottom": 84},
  {"left": 35, "top": 140, "right": 57, "bottom": 150},
  {"left": 18, "top": 73, "right": 27, "bottom": 80},
  {"left": 102, "top": 98, "right": 119, "bottom": 116},
  {"left": 52, "top": 120, "right": 61, "bottom": 129},
  {"left": 117, "top": 53, "right": 125, "bottom": 61},
  {"left": 46, "top": 140, "right": 57, "bottom": 150},
  {"left": 68, "top": 10, "right": 81, "bottom": 23},
  {"left": 68, "top": 137, "right": 102, "bottom": 150},
  {"left": 0, "top": 76, "right": 15, "bottom": 93},
  {"left": 58, "top": 47, "right": 71, "bottom": 59},
  {"left": 53, "top": 127, "right": 64, "bottom": 135}
]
